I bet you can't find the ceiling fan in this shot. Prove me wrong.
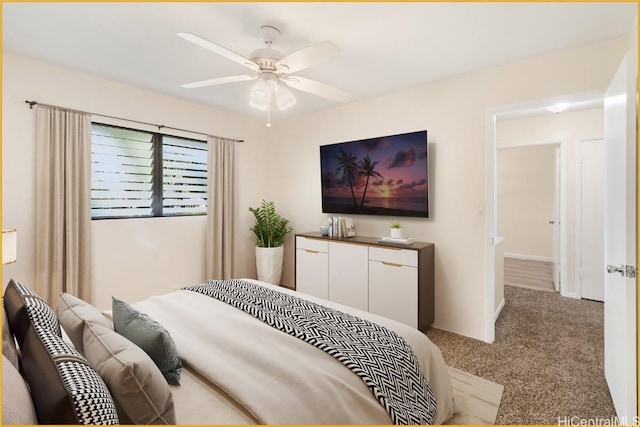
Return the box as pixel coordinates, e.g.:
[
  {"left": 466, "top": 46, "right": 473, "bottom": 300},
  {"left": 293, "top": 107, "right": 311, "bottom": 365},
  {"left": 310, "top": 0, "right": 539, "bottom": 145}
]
[{"left": 178, "top": 26, "right": 352, "bottom": 126}]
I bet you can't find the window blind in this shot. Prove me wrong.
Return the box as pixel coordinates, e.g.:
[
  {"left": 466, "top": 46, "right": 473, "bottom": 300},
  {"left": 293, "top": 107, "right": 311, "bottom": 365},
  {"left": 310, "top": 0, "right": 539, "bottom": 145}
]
[
  {"left": 91, "top": 123, "right": 208, "bottom": 219},
  {"left": 162, "top": 136, "right": 208, "bottom": 215},
  {"left": 91, "top": 124, "right": 154, "bottom": 218}
]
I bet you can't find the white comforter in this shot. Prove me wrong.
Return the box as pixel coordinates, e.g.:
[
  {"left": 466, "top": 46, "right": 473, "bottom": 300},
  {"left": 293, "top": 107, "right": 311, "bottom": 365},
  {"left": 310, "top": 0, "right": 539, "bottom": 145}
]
[{"left": 132, "top": 279, "right": 453, "bottom": 425}]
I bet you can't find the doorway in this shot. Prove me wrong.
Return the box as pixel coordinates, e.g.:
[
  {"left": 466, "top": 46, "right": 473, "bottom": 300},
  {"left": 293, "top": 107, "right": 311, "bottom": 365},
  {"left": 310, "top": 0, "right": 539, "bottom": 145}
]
[
  {"left": 496, "top": 142, "right": 561, "bottom": 294},
  {"left": 483, "top": 90, "right": 604, "bottom": 343}
]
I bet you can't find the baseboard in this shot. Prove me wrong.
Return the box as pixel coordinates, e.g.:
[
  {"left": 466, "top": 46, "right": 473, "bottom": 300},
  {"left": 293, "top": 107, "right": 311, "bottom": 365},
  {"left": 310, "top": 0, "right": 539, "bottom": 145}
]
[
  {"left": 494, "top": 298, "right": 505, "bottom": 321},
  {"left": 504, "top": 253, "right": 554, "bottom": 263},
  {"left": 560, "top": 290, "right": 579, "bottom": 299}
]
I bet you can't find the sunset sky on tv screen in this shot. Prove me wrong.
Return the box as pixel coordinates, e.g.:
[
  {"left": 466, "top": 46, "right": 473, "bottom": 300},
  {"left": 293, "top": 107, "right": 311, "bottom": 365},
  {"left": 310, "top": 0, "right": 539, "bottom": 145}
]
[{"left": 320, "top": 131, "right": 428, "bottom": 217}]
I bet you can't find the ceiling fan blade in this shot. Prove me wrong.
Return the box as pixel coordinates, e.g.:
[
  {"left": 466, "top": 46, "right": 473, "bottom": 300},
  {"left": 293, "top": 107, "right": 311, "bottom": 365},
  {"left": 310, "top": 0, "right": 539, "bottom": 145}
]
[
  {"left": 276, "top": 41, "right": 340, "bottom": 74},
  {"left": 177, "top": 32, "right": 258, "bottom": 72},
  {"left": 181, "top": 75, "right": 256, "bottom": 89},
  {"left": 283, "top": 76, "right": 352, "bottom": 103}
]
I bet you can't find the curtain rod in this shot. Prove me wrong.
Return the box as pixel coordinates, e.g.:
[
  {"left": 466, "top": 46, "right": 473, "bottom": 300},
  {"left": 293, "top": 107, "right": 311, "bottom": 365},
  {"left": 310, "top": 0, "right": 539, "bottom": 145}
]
[{"left": 25, "top": 100, "right": 244, "bottom": 143}]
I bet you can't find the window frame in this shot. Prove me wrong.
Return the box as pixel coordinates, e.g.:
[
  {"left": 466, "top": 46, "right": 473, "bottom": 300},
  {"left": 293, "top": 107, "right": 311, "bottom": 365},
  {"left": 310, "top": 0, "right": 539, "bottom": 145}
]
[{"left": 91, "top": 122, "right": 208, "bottom": 220}]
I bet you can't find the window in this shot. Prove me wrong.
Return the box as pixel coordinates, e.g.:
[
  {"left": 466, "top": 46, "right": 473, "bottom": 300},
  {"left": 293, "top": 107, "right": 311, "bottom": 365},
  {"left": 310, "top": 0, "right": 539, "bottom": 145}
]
[{"left": 91, "top": 123, "right": 207, "bottom": 219}]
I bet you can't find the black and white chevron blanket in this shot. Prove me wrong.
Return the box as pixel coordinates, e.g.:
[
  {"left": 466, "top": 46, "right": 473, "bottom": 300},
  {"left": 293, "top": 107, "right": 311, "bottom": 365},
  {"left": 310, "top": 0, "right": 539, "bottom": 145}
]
[{"left": 183, "top": 279, "right": 437, "bottom": 425}]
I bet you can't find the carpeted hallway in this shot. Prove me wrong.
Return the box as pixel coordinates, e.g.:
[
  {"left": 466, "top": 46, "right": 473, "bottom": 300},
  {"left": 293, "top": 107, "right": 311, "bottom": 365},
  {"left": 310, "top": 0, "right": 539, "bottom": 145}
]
[{"left": 427, "top": 285, "right": 614, "bottom": 425}]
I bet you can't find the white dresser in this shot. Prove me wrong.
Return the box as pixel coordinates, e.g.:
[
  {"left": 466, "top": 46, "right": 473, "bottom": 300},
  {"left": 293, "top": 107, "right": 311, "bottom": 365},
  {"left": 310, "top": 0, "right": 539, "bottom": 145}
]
[{"left": 295, "top": 232, "right": 434, "bottom": 332}]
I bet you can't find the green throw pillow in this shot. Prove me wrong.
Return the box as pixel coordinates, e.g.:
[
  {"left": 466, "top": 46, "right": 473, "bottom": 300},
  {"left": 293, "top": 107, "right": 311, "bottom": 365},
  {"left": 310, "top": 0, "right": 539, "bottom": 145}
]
[{"left": 112, "top": 297, "right": 182, "bottom": 386}]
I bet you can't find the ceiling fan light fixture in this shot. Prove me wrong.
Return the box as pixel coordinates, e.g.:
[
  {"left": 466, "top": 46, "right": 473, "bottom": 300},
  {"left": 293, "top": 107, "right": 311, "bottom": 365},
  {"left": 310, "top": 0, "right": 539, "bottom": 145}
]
[
  {"left": 546, "top": 102, "right": 570, "bottom": 114},
  {"left": 178, "top": 27, "right": 350, "bottom": 126},
  {"left": 274, "top": 84, "right": 296, "bottom": 111},
  {"left": 250, "top": 80, "right": 271, "bottom": 111}
]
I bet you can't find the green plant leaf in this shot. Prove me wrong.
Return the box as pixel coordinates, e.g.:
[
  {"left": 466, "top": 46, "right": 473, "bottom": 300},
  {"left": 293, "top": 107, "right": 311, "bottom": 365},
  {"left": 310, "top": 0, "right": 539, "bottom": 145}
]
[{"left": 249, "top": 200, "right": 293, "bottom": 247}]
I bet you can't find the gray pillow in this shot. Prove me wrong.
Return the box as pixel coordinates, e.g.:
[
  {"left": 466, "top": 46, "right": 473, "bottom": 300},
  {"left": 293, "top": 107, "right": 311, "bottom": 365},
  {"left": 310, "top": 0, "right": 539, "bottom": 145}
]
[
  {"left": 2, "top": 354, "right": 37, "bottom": 425},
  {"left": 83, "top": 321, "right": 176, "bottom": 424},
  {"left": 112, "top": 297, "right": 182, "bottom": 385},
  {"left": 58, "top": 292, "right": 113, "bottom": 354}
]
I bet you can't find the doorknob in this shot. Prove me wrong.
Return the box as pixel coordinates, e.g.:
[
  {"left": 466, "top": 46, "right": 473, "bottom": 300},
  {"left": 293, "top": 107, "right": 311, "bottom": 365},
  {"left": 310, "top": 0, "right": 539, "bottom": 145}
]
[
  {"left": 548, "top": 220, "right": 556, "bottom": 224},
  {"left": 607, "top": 265, "right": 625, "bottom": 276},
  {"left": 607, "top": 264, "right": 637, "bottom": 278}
]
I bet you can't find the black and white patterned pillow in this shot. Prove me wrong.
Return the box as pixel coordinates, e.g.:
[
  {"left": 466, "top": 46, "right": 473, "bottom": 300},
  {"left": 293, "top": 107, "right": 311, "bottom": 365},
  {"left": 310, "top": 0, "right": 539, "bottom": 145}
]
[
  {"left": 11, "top": 280, "right": 37, "bottom": 297},
  {"left": 58, "top": 359, "right": 120, "bottom": 424},
  {"left": 34, "top": 322, "right": 82, "bottom": 358},
  {"left": 3, "top": 280, "right": 120, "bottom": 424},
  {"left": 24, "top": 296, "right": 61, "bottom": 336},
  {"left": 16, "top": 287, "right": 120, "bottom": 425},
  {"left": 3, "top": 280, "right": 60, "bottom": 349}
]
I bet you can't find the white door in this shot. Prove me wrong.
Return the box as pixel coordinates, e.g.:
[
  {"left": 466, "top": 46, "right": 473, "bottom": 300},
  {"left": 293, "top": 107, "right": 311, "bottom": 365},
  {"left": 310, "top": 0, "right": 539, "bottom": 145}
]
[
  {"left": 295, "top": 237, "right": 329, "bottom": 299},
  {"left": 328, "top": 242, "right": 368, "bottom": 310},
  {"left": 369, "top": 260, "right": 418, "bottom": 328},
  {"left": 604, "top": 53, "right": 637, "bottom": 421},
  {"left": 578, "top": 139, "right": 605, "bottom": 301},
  {"left": 552, "top": 146, "right": 561, "bottom": 291}
]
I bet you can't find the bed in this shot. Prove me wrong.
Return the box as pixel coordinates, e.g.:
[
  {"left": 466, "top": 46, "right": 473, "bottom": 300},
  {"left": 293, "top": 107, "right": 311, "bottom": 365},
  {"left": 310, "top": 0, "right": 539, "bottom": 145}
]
[{"left": 2, "top": 278, "right": 454, "bottom": 425}]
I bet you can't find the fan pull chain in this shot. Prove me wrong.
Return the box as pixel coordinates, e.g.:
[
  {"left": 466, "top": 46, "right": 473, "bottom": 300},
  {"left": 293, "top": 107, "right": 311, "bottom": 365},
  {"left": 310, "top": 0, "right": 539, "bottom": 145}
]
[{"left": 266, "top": 92, "right": 272, "bottom": 128}]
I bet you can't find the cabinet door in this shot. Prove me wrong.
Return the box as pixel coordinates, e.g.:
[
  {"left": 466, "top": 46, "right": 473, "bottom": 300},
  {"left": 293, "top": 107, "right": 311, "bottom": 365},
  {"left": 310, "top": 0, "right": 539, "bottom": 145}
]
[
  {"left": 328, "top": 242, "right": 369, "bottom": 311},
  {"left": 368, "top": 260, "right": 418, "bottom": 328},
  {"left": 296, "top": 249, "right": 329, "bottom": 300}
]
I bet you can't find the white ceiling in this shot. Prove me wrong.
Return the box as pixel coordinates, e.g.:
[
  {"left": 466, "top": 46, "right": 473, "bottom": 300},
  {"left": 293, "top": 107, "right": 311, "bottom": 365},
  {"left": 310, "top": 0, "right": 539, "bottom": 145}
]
[{"left": 3, "top": 2, "right": 636, "bottom": 121}]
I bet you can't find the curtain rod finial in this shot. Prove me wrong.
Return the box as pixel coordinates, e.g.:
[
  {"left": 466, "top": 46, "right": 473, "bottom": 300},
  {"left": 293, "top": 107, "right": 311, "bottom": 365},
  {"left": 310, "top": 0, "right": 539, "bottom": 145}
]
[{"left": 25, "top": 100, "right": 37, "bottom": 109}]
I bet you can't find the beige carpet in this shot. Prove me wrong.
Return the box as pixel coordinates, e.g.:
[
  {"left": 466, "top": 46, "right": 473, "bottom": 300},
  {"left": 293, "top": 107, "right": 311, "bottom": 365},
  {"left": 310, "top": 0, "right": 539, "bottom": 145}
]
[
  {"left": 447, "top": 367, "right": 504, "bottom": 425},
  {"left": 504, "top": 257, "right": 555, "bottom": 292},
  {"left": 427, "top": 285, "right": 614, "bottom": 424}
]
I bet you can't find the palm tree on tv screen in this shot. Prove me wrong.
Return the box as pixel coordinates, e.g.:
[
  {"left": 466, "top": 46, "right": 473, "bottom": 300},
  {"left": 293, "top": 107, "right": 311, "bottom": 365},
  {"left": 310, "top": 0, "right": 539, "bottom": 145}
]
[
  {"left": 334, "top": 149, "right": 360, "bottom": 206},
  {"left": 358, "top": 154, "right": 383, "bottom": 207}
]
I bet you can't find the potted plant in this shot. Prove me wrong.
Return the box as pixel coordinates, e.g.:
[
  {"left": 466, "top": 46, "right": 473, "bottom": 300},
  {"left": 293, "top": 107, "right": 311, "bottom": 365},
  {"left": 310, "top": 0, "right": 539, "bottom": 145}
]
[
  {"left": 390, "top": 220, "right": 403, "bottom": 239},
  {"left": 249, "top": 200, "right": 293, "bottom": 284}
]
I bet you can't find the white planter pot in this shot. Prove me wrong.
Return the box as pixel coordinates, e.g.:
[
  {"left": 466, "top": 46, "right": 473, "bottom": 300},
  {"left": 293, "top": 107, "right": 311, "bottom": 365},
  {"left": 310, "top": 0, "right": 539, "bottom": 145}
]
[
  {"left": 390, "top": 228, "right": 403, "bottom": 239},
  {"left": 255, "top": 246, "right": 284, "bottom": 285}
]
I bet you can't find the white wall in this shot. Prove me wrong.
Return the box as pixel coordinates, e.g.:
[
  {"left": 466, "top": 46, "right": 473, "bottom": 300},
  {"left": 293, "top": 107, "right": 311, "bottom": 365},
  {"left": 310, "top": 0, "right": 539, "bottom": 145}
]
[
  {"left": 2, "top": 53, "right": 268, "bottom": 310},
  {"left": 270, "top": 38, "right": 626, "bottom": 340},
  {"left": 495, "top": 108, "right": 605, "bottom": 296},
  {"left": 2, "top": 35, "right": 628, "bottom": 339}
]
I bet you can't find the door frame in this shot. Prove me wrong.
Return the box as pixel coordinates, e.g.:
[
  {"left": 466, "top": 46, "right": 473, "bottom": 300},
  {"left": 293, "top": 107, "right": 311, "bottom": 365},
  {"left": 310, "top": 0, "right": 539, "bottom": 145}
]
[{"left": 483, "top": 90, "right": 603, "bottom": 343}]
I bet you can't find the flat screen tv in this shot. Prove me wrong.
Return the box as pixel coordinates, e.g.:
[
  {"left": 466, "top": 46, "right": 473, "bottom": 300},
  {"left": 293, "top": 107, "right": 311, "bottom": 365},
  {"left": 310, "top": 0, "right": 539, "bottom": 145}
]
[{"left": 320, "top": 130, "right": 429, "bottom": 218}]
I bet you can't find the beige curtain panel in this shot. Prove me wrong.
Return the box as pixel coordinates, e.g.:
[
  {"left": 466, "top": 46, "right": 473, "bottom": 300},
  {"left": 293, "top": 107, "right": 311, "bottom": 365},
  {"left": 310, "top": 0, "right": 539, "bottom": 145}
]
[
  {"left": 35, "top": 104, "right": 92, "bottom": 306},
  {"left": 206, "top": 136, "right": 236, "bottom": 279}
]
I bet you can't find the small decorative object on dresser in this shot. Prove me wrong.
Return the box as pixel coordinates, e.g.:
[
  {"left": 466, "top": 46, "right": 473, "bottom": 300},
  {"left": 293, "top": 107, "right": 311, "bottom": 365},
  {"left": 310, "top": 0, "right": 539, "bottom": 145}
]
[
  {"left": 249, "top": 200, "right": 293, "bottom": 285},
  {"left": 344, "top": 217, "right": 356, "bottom": 237},
  {"left": 389, "top": 221, "right": 402, "bottom": 239}
]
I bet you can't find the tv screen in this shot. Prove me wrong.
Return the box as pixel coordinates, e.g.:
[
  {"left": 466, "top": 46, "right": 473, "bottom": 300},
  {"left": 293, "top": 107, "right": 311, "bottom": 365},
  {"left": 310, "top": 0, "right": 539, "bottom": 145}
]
[{"left": 320, "top": 130, "right": 429, "bottom": 218}]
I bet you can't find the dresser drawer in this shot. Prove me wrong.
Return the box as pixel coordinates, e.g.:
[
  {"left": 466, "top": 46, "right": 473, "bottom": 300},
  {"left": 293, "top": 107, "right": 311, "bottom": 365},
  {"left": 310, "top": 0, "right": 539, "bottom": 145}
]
[
  {"left": 368, "top": 246, "right": 418, "bottom": 267},
  {"left": 295, "top": 233, "right": 433, "bottom": 332},
  {"left": 296, "top": 236, "right": 329, "bottom": 253}
]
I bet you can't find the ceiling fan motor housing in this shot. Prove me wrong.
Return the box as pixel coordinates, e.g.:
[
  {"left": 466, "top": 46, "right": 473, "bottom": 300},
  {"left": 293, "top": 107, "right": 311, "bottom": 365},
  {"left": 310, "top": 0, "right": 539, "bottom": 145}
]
[
  {"left": 250, "top": 26, "right": 288, "bottom": 74},
  {"left": 250, "top": 53, "right": 284, "bottom": 72}
]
